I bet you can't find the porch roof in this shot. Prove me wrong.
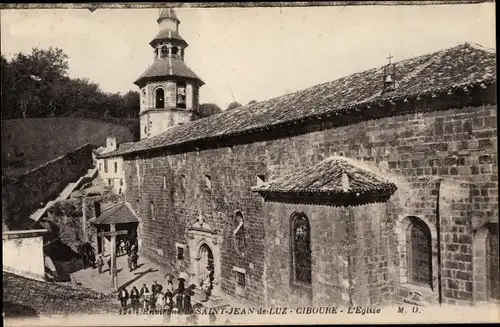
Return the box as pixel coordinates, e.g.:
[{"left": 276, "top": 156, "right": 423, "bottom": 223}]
[
  {"left": 92, "top": 202, "right": 139, "bottom": 225},
  {"left": 251, "top": 156, "right": 397, "bottom": 197}
]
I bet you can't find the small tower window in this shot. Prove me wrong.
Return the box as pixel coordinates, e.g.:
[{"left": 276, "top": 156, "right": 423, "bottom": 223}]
[
  {"left": 141, "top": 89, "right": 146, "bottom": 105},
  {"left": 171, "top": 47, "right": 178, "bottom": 56},
  {"left": 155, "top": 88, "right": 165, "bottom": 109},
  {"left": 160, "top": 46, "right": 167, "bottom": 59},
  {"left": 177, "top": 83, "right": 186, "bottom": 109}
]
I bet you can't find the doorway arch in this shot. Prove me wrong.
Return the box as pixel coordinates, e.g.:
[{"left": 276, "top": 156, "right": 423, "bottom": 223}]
[{"left": 198, "top": 243, "right": 214, "bottom": 280}]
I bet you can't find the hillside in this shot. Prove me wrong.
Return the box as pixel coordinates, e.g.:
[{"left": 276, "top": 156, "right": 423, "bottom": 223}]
[{"left": 1, "top": 117, "right": 137, "bottom": 178}]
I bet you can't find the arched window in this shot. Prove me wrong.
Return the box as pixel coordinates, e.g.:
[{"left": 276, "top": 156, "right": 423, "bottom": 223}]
[
  {"left": 150, "top": 201, "right": 155, "bottom": 220},
  {"left": 486, "top": 225, "right": 499, "bottom": 301},
  {"left": 171, "top": 46, "right": 178, "bottom": 56},
  {"left": 234, "top": 211, "right": 245, "bottom": 253},
  {"left": 160, "top": 46, "right": 167, "bottom": 58},
  {"left": 406, "top": 217, "right": 432, "bottom": 287},
  {"left": 155, "top": 88, "right": 165, "bottom": 109},
  {"left": 291, "top": 212, "right": 311, "bottom": 285}
]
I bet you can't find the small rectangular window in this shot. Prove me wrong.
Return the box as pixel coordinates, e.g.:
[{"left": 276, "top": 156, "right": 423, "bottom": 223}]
[
  {"left": 104, "top": 160, "right": 108, "bottom": 173},
  {"left": 236, "top": 271, "right": 245, "bottom": 287},
  {"left": 175, "top": 243, "right": 186, "bottom": 261},
  {"left": 114, "top": 162, "right": 118, "bottom": 173}
]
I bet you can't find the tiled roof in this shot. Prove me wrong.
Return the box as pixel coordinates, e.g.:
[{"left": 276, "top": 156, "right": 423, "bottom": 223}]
[
  {"left": 103, "top": 42, "right": 496, "bottom": 158},
  {"left": 91, "top": 202, "right": 139, "bottom": 225},
  {"left": 150, "top": 29, "right": 188, "bottom": 47},
  {"left": 251, "top": 156, "right": 397, "bottom": 195},
  {"left": 134, "top": 58, "right": 204, "bottom": 87},
  {"left": 158, "top": 8, "right": 180, "bottom": 23}
]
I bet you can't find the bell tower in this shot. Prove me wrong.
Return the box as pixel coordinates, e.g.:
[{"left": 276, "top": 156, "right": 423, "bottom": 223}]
[{"left": 135, "top": 8, "right": 204, "bottom": 140}]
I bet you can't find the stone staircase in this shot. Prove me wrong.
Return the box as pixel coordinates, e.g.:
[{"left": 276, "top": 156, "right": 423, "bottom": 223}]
[
  {"left": 191, "top": 288, "right": 230, "bottom": 310},
  {"left": 30, "top": 167, "right": 98, "bottom": 222}
]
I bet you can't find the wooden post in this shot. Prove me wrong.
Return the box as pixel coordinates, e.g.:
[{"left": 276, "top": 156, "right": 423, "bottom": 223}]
[
  {"left": 101, "top": 229, "right": 105, "bottom": 255},
  {"left": 98, "top": 229, "right": 127, "bottom": 292},
  {"left": 110, "top": 223, "right": 118, "bottom": 292}
]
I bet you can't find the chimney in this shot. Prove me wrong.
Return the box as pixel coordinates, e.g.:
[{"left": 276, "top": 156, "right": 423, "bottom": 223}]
[{"left": 106, "top": 136, "right": 117, "bottom": 152}]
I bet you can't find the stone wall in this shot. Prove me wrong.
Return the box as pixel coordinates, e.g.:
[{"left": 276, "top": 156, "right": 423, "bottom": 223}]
[
  {"left": 2, "top": 144, "right": 94, "bottom": 229},
  {"left": 123, "top": 104, "right": 497, "bottom": 307},
  {"left": 3, "top": 229, "right": 47, "bottom": 281},
  {"left": 264, "top": 201, "right": 394, "bottom": 308},
  {"left": 42, "top": 194, "right": 123, "bottom": 258}
]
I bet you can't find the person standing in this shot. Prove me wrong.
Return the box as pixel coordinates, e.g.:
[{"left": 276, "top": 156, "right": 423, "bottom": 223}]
[
  {"left": 89, "top": 248, "right": 96, "bottom": 269},
  {"left": 132, "top": 251, "right": 138, "bottom": 270},
  {"left": 97, "top": 255, "right": 104, "bottom": 274},
  {"left": 139, "top": 284, "right": 149, "bottom": 297},
  {"left": 127, "top": 253, "right": 133, "bottom": 272},
  {"left": 130, "top": 286, "right": 140, "bottom": 314},
  {"left": 125, "top": 239, "right": 131, "bottom": 255},
  {"left": 118, "top": 287, "right": 129, "bottom": 310}
]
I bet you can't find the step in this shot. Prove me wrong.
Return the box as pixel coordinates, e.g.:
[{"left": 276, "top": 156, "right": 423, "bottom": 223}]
[{"left": 192, "top": 289, "right": 228, "bottom": 308}]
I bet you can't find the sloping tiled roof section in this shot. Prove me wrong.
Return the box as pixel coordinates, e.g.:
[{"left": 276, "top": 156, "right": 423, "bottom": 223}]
[
  {"left": 150, "top": 29, "right": 188, "bottom": 47},
  {"left": 134, "top": 57, "right": 204, "bottom": 87},
  {"left": 158, "top": 8, "right": 180, "bottom": 23},
  {"left": 251, "top": 156, "right": 397, "bottom": 194},
  {"left": 92, "top": 202, "right": 139, "bottom": 225},
  {"left": 104, "top": 42, "right": 496, "bottom": 158}
]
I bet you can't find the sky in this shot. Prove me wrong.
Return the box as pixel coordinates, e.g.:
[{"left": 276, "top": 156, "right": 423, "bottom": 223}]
[{"left": 1, "top": 3, "right": 495, "bottom": 110}]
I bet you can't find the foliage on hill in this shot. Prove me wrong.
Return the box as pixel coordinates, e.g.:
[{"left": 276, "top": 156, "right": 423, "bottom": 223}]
[
  {"left": 198, "top": 103, "right": 222, "bottom": 118},
  {"left": 1, "top": 117, "right": 135, "bottom": 177},
  {"left": 1, "top": 47, "right": 140, "bottom": 120}
]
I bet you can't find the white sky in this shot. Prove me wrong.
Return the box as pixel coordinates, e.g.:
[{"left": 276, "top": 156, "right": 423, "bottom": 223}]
[{"left": 1, "top": 4, "right": 495, "bottom": 110}]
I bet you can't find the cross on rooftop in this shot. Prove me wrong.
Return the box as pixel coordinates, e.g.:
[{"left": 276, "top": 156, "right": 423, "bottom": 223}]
[{"left": 386, "top": 54, "right": 394, "bottom": 64}]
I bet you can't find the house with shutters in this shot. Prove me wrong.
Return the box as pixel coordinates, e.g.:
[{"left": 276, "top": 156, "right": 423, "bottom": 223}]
[{"left": 99, "top": 8, "right": 498, "bottom": 309}]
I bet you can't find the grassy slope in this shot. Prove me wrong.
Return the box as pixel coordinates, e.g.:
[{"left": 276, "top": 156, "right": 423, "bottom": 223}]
[{"left": 1, "top": 117, "right": 136, "bottom": 178}]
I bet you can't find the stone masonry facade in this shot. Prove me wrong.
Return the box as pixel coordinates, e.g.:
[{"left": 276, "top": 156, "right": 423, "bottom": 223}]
[{"left": 122, "top": 103, "right": 497, "bottom": 307}]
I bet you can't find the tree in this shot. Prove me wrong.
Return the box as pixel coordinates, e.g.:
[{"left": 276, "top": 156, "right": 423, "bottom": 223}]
[
  {"left": 226, "top": 101, "right": 242, "bottom": 111},
  {"left": 198, "top": 103, "right": 222, "bottom": 118},
  {"left": 248, "top": 100, "right": 257, "bottom": 105}
]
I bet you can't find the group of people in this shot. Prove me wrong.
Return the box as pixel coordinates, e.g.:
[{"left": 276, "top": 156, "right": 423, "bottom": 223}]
[
  {"left": 117, "top": 239, "right": 135, "bottom": 257},
  {"left": 94, "top": 238, "right": 139, "bottom": 274},
  {"left": 117, "top": 276, "right": 197, "bottom": 317},
  {"left": 78, "top": 242, "right": 96, "bottom": 269}
]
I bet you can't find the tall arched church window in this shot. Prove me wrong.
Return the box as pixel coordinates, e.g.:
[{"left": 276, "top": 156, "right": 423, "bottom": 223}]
[
  {"left": 233, "top": 211, "right": 245, "bottom": 253},
  {"left": 177, "top": 83, "right": 186, "bottom": 109},
  {"left": 486, "top": 226, "right": 499, "bottom": 301},
  {"left": 291, "top": 212, "right": 312, "bottom": 285},
  {"left": 406, "top": 217, "right": 432, "bottom": 287},
  {"left": 155, "top": 88, "right": 165, "bottom": 109},
  {"left": 150, "top": 201, "right": 155, "bottom": 220}
]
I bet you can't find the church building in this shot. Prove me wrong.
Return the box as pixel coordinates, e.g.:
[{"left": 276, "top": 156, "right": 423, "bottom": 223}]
[{"left": 100, "top": 8, "right": 498, "bottom": 308}]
